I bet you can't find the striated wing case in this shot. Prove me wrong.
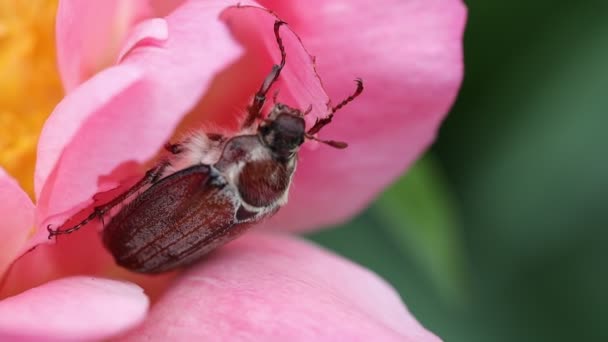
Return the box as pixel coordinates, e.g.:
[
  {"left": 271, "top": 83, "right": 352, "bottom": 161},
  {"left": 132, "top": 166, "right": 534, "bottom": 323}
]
[{"left": 103, "top": 164, "right": 241, "bottom": 273}]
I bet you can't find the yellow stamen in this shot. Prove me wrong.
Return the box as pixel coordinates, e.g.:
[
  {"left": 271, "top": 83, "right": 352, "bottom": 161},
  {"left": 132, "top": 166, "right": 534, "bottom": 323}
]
[{"left": 0, "top": 0, "right": 62, "bottom": 198}]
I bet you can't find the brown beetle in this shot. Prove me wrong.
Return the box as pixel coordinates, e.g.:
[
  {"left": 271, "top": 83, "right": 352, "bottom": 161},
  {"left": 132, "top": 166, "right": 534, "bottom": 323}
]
[{"left": 48, "top": 21, "right": 363, "bottom": 273}]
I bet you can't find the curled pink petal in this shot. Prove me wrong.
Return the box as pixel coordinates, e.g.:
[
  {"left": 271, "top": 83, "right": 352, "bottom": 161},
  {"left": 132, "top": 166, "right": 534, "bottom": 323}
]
[
  {"left": 119, "top": 0, "right": 244, "bottom": 125},
  {"left": 1, "top": 223, "right": 176, "bottom": 305},
  {"left": 38, "top": 1, "right": 243, "bottom": 231},
  {"left": 0, "top": 169, "right": 35, "bottom": 277},
  {"left": 35, "top": 64, "right": 144, "bottom": 223},
  {"left": 56, "top": 0, "right": 152, "bottom": 91},
  {"left": 117, "top": 18, "right": 169, "bottom": 63},
  {"left": 260, "top": 0, "right": 467, "bottom": 231},
  {"left": 118, "top": 233, "right": 439, "bottom": 341},
  {"left": 0, "top": 276, "right": 149, "bottom": 341},
  {"left": 221, "top": 5, "right": 331, "bottom": 124}
]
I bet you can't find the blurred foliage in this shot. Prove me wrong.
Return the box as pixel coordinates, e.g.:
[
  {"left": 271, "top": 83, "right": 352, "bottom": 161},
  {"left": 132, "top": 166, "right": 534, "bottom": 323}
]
[
  {"left": 309, "top": 0, "right": 608, "bottom": 341},
  {"left": 372, "top": 156, "right": 468, "bottom": 306}
]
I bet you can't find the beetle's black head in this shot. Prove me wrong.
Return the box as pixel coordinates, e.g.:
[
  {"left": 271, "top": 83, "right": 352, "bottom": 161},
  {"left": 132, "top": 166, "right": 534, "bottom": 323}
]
[{"left": 259, "top": 103, "right": 306, "bottom": 160}]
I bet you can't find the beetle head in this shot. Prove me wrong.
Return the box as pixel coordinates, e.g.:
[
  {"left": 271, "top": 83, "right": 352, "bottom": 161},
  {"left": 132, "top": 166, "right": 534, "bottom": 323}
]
[{"left": 258, "top": 103, "right": 306, "bottom": 160}]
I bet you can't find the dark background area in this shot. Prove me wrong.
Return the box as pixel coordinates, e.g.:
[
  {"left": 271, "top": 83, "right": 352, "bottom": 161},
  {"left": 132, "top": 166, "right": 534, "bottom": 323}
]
[{"left": 308, "top": 1, "right": 608, "bottom": 341}]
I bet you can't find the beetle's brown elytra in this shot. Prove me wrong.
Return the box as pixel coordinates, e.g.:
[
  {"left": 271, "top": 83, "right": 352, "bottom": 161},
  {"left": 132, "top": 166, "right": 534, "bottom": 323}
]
[{"left": 48, "top": 20, "right": 364, "bottom": 273}]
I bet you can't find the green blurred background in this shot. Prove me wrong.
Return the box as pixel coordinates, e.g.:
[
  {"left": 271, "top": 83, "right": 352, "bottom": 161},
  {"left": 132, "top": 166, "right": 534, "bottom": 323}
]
[{"left": 307, "top": 1, "right": 608, "bottom": 341}]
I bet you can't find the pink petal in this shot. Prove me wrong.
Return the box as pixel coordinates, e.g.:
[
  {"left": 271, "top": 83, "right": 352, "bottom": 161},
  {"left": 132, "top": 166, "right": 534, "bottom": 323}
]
[
  {"left": 260, "top": 0, "right": 467, "bottom": 231},
  {"left": 221, "top": 5, "right": 331, "bottom": 123},
  {"left": 118, "top": 233, "right": 439, "bottom": 341},
  {"left": 0, "top": 169, "right": 35, "bottom": 277},
  {"left": 0, "top": 223, "right": 176, "bottom": 306},
  {"left": 38, "top": 1, "right": 242, "bottom": 232},
  {"left": 56, "top": 0, "right": 152, "bottom": 91},
  {"left": 35, "top": 64, "right": 144, "bottom": 224},
  {"left": 116, "top": 18, "right": 169, "bottom": 63},
  {"left": 0, "top": 276, "right": 148, "bottom": 341}
]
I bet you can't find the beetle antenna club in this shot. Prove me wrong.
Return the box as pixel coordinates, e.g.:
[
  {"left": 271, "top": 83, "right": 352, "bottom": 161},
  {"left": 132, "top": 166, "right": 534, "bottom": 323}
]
[
  {"left": 304, "top": 133, "right": 348, "bottom": 149},
  {"left": 242, "top": 20, "right": 288, "bottom": 129},
  {"left": 307, "top": 78, "right": 363, "bottom": 136}
]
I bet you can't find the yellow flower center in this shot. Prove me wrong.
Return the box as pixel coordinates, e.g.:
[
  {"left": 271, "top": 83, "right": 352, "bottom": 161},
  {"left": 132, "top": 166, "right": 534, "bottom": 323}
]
[{"left": 0, "top": 0, "right": 62, "bottom": 198}]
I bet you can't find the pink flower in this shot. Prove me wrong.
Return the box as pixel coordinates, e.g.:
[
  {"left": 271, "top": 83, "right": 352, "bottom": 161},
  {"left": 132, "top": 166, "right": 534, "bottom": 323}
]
[{"left": 0, "top": 0, "right": 465, "bottom": 340}]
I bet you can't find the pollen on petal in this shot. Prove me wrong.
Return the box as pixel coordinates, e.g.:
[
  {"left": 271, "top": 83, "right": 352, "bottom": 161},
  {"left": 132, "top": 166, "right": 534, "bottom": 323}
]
[{"left": 0, "top": 0, "right": 63, "bottom": 197}]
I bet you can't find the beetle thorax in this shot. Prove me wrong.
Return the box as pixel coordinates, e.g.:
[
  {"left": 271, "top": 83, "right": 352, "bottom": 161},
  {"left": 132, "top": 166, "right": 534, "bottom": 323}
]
[{"left": 213, "top": 132, "right": 296, "bottom": 216}]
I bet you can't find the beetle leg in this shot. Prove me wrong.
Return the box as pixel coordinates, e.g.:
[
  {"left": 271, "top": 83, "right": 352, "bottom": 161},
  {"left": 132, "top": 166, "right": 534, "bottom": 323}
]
[
  {"left": 47, "top": 162, "right": 170, "bottom": 239},
  {"left": 242, "top": 20, "right": 287, "bottom": 129}
]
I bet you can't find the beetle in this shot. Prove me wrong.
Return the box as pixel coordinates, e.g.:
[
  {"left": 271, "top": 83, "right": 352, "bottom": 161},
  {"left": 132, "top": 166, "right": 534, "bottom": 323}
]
[{"left": 47, "top": 20, "right": 363, "bottom": 273}]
